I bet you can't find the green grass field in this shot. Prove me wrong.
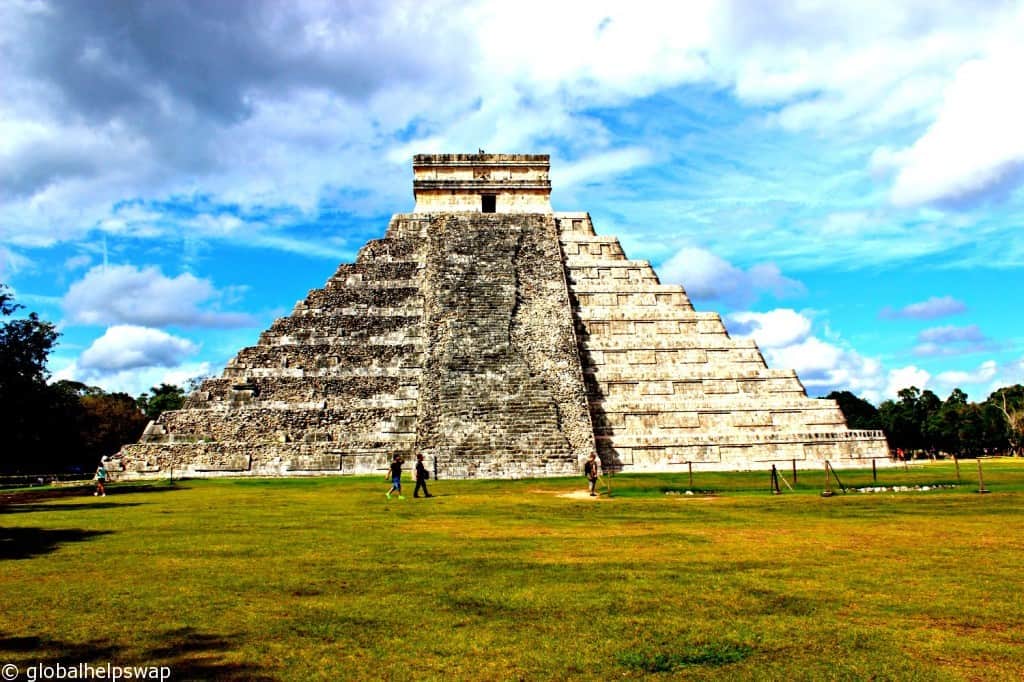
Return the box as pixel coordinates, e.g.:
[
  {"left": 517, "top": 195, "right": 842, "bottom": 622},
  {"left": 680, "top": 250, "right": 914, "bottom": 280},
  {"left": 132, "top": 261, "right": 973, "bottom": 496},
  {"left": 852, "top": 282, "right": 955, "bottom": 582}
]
[{"left": 2, "top": 460, "right": 1023, "bottom": 680}]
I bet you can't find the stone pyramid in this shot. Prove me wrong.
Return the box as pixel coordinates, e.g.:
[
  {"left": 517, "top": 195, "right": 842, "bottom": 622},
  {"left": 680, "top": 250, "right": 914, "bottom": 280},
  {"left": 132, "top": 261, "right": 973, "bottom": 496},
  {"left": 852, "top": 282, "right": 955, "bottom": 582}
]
[{"left": 115, "top": 153, "right": 888, "bottom": 479}]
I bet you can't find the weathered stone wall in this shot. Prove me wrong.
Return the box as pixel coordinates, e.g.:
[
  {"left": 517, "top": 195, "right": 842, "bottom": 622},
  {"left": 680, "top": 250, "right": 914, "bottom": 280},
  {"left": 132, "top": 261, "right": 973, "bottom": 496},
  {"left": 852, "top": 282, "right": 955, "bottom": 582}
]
[
  {"left": 416, "top": 213, "right": 594, "bottom": 478},
  {"left": 412, "top": 153, "right": 552, "bottom": 213},
  {"left": 115, "top": 215, "right": 429, "bottom": 479},
  {"left": 413, "top": 190, "right": 552, "bottom": 214}
]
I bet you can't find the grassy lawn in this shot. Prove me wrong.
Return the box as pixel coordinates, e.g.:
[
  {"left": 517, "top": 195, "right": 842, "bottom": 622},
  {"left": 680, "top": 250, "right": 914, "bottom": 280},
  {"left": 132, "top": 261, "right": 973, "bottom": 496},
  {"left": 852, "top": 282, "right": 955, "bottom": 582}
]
[{"left": 2, "top": 460, "right": 1023, "bottom": 680}]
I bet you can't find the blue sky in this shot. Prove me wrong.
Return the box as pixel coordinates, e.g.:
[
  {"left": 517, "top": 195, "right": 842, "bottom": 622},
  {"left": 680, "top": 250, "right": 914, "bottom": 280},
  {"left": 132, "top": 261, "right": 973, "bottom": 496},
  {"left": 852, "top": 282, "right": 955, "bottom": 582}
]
[{"left": 2, "top": 1, "right": 1023, "bottom": 404}]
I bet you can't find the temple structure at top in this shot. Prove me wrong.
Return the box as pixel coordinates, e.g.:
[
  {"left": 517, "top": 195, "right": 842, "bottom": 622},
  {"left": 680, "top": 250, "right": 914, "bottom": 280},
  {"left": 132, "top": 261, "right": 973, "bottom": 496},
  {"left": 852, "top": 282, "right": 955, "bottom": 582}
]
[
  {"left": 114, "top": 153, "right": 889, "bottom": 479},
  {"left": 412, "top": 153, "right": 553, "bottom": 213}
]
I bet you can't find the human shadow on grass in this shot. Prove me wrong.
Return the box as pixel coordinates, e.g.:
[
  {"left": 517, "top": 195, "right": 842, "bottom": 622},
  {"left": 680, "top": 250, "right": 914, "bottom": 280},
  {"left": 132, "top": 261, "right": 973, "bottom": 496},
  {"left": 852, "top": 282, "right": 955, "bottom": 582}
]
[
  {"left": 0, "top": 483, "right": 187, "bottom": 506},
  {"left": 0, "top": 527, "right": 112, "bottom": 560},
  {"left": 0, "top": 627, "right": 274, "bottom": 681},
  {"left": 0, "top": 502, "right": 143, "bottom": 516}
]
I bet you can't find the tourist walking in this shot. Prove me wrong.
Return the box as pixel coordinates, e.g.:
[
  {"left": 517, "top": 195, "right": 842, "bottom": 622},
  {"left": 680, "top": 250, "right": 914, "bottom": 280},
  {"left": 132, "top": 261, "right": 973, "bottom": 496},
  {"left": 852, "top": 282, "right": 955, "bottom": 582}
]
[
  {"left": 414, "top": 453, "right": 433, "bottom": 498},
  {"left": 386, "top": 454, "right": 405, "bottom": 500},
  {"left": 94, "top": 461, "right": 108, "bottom": 497},
  {"left": 584, "top": 452, "right": 600, "bottom": 496}
]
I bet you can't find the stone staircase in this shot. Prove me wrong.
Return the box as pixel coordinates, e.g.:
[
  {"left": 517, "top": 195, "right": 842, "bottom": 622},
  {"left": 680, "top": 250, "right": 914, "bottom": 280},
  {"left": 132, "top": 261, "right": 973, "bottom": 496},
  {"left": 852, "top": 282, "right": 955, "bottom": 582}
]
[
  {"left": 556, "top": 211, "right": 889, "bottom": 470},
  {"left": 416, "top": 213, "right": 593, "bottom": 479},
  {"left": 118, "top": 212, "right": 595, "bottom": 479}
]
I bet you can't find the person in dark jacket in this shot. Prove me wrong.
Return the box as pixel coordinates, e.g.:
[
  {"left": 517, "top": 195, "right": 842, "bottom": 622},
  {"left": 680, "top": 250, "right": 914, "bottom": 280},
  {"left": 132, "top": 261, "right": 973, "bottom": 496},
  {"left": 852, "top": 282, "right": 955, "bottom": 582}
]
[
  {"left": 414, "top": 453, "right": 433, "bottom": 498},
  {"left": 584, "top": 452, "right": 600, "bottom": 496}
]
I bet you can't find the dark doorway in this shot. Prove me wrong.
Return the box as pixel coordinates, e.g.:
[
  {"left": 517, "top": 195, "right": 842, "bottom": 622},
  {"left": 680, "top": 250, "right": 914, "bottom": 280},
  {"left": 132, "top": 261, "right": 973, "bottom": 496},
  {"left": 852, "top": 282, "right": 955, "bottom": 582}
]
[{"left": 481, "top": 194, "right": 496, "bottom": 213}]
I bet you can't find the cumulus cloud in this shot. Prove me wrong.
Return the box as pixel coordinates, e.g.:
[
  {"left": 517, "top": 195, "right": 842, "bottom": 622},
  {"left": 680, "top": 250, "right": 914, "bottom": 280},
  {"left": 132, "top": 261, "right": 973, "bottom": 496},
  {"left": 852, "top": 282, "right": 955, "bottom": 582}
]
[
  {"left": 988, "top": 357, "right": 1024, "bottom": 395},
  {"left": 659, "top": 247, "right": 804, "bottom": 308},
  {"left": 725, "top": 308, "right": 891, "bottom": 401},
  {"left": 932, "top": 360, "right": 999, "bottom": 398},
  {"left": 554, "top": 148, "right": 657, "bottom": 189},
  {"left": 54, "top": 358, "right": 213, "bottom": 397},
  {"left": 725, "top": 309, "right": 812, "bottom": 349},
  {"left": 908, "top": 356, "right": 1024, "bottom": 402},
  {"left": 78, "top": 325, "right": 198, "bottom": 372},
  {"left": 3, "top": 1, "right": 1021, "bottom": 254},
  {"left": 723, "top": 307, "right": 970, "bottom": 402},
  {"left": 879, "top": 295, "right": 966, "bottom": 320},
  {"left": 873, "top": 44, "right": 1024, "bottom": 208},
  {"left": 885, "top": 365, "right": 931, "bottom": 398},
  {"left": 63, "top": 265, "right": 256, "bottom": 328}
]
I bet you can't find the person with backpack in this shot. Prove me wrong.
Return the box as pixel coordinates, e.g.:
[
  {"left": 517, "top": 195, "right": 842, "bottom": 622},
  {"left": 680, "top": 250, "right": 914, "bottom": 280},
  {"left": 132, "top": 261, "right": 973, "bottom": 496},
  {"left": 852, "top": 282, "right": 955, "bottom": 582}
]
[
  {"left": 584, "top": 452, "right": 600, "bottom": 497},
  {"left": 414, "top": 453, "right": 433, "bottom": 498}
]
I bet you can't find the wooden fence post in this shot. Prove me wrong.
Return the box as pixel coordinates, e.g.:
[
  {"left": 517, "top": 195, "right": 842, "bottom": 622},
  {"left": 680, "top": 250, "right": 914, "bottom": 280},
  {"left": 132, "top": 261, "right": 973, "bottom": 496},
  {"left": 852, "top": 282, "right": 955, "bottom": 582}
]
[{"left": 977, "top": 458, "right": 989, "bottom": 494}]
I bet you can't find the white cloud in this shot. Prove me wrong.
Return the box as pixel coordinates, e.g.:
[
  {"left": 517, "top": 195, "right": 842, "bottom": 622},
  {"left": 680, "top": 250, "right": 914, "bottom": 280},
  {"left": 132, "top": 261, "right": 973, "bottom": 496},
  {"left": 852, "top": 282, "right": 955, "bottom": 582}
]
[
  {"left": 723, "top": 306, "right": 989, "bottom": 403},
  {"left": 933, "top": 360, "right": 999, "bottom": 397},
  {"left": 726, "top": 309, "right": 812, "bottom": 348},
  {"left": 879, "top": 295, "right": 966, "bottom": 320},
  {"left": 726, "top": 307, "right": 888, "bottom": 402},
  {"left": 904, "top": 357, "right": 1024, "bottom": 402},
  {"left": 63, "top": 254, "right": 92, "bottom": 271},
  {"left": 54, "top": 359, "right": 213, "bottom": 397},
  {"left": 53, "top": 323, "right": 212, "bottom": 395},
  {"left": 63, "top": 265, "right": 256, "bottom": 328},
  {"left": 875, "top": 44, "right": 1024, "bottom": 207},
  {"left": 78, "top": 325, "right": 198, "bottom": 372},
  {"left": 988, "top": 357, "right": 1024, "bottom": 396},
  {"left": 0, "top": 246, "right": 32, "bottom": 278},
  {"left": 659, "top": 246, "right": 803, "bottom": 308},
  {"left": 885, "top": 365, "right": 931, "bottom": 398},
  {"left": 772, "top": 337, "right": 889, "bottom": 402},
  {"left": 3, "top": 1, "right": 1021, "bottom": 253},
  {"left": 918, "top": 324, "right": 985, "bottom": 344},
  {"left": 554, "top": 148, "right": 656, "bottom": 189},
  {"left": 912, "top": 324, "right": 994, "bottom": 357}
]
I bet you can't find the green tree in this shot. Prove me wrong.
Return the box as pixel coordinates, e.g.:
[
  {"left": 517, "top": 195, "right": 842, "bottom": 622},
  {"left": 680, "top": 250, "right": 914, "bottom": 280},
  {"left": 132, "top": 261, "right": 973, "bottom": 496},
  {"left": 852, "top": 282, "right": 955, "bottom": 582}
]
[
  {"left": 879, "top": 387, "right": 923, "bottom": 453},
  {"left": 80, "top": 392, "right": 149, "bottom": 460},
  {"left": 0, "top": 283, "right": 63, "bottom": 471},
  {"left": 824, "top": 390, "right": 881, "bottom": 430},
  {"left": 956, "top": 403, "right": 988, "bottom": 457},
  {"left": 137, "top": 383, "right": 186, "bottom": 420},
  {"left": 923, "top": 389, "right": 968, "bottom": 456},
  {"left": 987, "top": 385, "right": 1024, "bottom": 455}
]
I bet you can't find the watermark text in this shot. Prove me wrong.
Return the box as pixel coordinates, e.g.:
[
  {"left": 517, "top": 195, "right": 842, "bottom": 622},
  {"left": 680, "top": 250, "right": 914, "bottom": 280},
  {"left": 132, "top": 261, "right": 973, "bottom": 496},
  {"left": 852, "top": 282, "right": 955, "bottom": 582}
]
[{"left": 2, "top": 662, "right": 170, "bottom": 681}]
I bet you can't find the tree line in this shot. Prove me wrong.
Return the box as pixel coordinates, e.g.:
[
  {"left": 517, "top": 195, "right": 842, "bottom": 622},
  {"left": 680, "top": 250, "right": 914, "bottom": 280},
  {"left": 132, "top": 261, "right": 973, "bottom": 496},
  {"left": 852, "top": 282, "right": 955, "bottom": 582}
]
[
  {"left": 1, "top": 284, "right": 188, "bottom": 474},
  {"left": 826, "top": 387, "right": 1023, "bottom": 458}
]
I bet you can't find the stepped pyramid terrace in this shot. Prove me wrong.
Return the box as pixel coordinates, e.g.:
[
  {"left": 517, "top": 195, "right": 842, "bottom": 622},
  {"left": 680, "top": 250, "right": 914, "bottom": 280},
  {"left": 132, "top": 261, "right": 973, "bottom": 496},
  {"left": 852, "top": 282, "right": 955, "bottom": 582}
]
[{"left": 114, "top": 153, "right": 889, "bottom": 479}]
